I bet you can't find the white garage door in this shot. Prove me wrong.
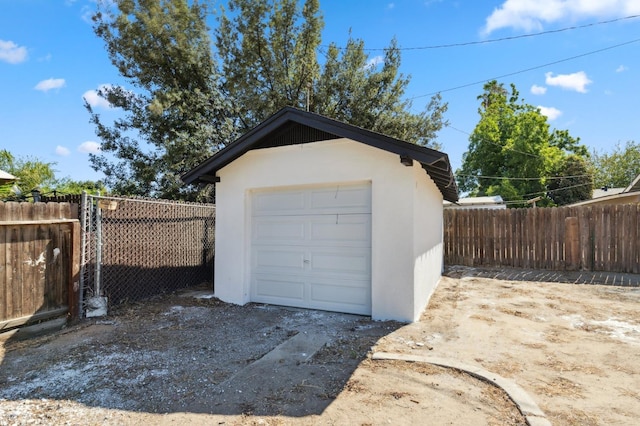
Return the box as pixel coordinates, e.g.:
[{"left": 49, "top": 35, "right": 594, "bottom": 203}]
[{"left": 251, "top": 183, "right": 372, "bottom": 315}]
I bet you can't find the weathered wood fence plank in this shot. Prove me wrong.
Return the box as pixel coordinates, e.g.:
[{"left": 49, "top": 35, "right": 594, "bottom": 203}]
[
  {"left": 443, "top": 204, "right": 639, "bottom": 273},
  {"left": 1, "top": 202, "right": 79, "bottom": 330}
]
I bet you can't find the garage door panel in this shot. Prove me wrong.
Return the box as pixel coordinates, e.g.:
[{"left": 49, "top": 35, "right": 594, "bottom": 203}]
[
  {"left": 254, "top": 191, "right": 305, "bottom": 214},
  {"left": 254, "top": 248, "right": 305, "bottom": 270},
  {"left": 253, "top": 276, "right": 305, "bottom": 301},
  {"left": 309, "top": 280, "right": 370, "bottom": 314},
  {"left": 310, "top": 186, "right": 371, "bottom": 212},
  {"left": 254, "top": 219, "right": 305, "bottom": 242},
  {"left": 310, "top": 216, "right": 370, "bottom": 244},
  {"left": 310, "top": 252, "right": 369, "bottom": 275}
]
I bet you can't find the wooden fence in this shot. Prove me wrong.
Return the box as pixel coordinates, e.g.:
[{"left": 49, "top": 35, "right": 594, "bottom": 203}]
[
  {"left": 0, "top": 202, "right": 80, "bottom": 331},
  {"left": 444, "top": 204, "right": 640, "bottom": 274}
]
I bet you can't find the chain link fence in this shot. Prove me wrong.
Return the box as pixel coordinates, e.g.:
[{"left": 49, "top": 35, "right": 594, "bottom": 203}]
[{"left": 80, "top": 194, "right": 215, "bottom": 314}]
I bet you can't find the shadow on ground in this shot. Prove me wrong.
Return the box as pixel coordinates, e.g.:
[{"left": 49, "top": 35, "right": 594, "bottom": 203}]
[
  {"left": 445, "top": 265, "right": 640, "bottom": 287},
  {"left": 0, "top": 288, "right": 402, "bottom": 418}
]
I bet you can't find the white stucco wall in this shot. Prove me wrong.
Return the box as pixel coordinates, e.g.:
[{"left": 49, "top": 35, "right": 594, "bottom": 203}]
[
  {"left": 412, "top": 162, "right": 444, "bottom": 320},
  {"left": 214, "top": 138, "right": 444, "bottom": 322}
]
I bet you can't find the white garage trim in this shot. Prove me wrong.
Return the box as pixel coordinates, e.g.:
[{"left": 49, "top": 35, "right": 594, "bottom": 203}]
[{"left": 250, "top": 182, "right": 372, "bottom": 315}]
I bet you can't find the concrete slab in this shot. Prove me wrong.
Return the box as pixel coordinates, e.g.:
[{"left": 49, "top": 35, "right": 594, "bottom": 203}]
[{"left": 206, "top": 331, "right": 331, "bottom": 415}]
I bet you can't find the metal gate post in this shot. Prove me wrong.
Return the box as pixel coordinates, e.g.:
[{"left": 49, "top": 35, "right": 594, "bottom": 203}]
[
  {"left": 79, "top": 191, "right": 88, "bottom": 317},
  {"left": 95, "top": 196, "right": 102, "bottom": 298}
]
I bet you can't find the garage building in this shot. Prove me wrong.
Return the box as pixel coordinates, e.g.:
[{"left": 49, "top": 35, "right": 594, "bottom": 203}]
[{"left": 182, "top": 107, "right": 458, "bottom": 322}]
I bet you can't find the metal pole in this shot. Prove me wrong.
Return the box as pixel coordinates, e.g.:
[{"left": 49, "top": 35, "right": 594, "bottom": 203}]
[
  {"left": 95, "top": 194, "right": 102, "bottom": 297},
  {"left": 79, "top": 191, "right": 88, "bottom": 317}
]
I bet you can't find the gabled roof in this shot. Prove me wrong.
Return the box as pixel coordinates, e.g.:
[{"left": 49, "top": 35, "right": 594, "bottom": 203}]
[
  {"left": 569, "top": 191, "right": 640, "bottom": 207},
  {"left": 0, "top": 169, "right": 17, "bottom": 184},
  {"left": 592, "top": 187, "right": 625, "bottom": 199},
  {"left": 444, "top": 195, "right": 505, "bottom": 208},
  {"left": 625, "top": 173, "right": 640, "bottom": 193},
  {"left": 182, "top": 107, "right": 459, "bottom": 202}
]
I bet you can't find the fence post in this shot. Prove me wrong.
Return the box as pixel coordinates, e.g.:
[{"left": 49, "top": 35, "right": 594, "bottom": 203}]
[
  {"left": 95, "top": 198, "right": 103, "bottom": 298},
  {"left": 68, "top": 221, "right": 81, "bottom": 320},
  {"left": 565, "top": 216, "right": 580, "bottom": 270},
  {"left": 79, "top": 192, "right": 88, "bottom": 317}
]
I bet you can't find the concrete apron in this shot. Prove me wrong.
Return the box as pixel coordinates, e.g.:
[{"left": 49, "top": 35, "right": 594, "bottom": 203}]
[{"left": 205, "top": 331, "right": 330, "bottom": 414}]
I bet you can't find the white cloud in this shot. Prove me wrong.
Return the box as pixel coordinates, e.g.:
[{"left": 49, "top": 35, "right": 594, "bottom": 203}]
[
  {"left": 81, "top": 5, "right": 95, "bottom": 24},
  {"left": 0, "top": 40, "right": 28, "bottom": 64},
  {"left": 55, "top": 145, "right": 71, "bottom": 156},
  {"left": 483, "top": 0, "right": 640, "bottom": 34},
  {"left": 545, "top": 71, "right": 592, "bottom": 93},
  {"left": 616, "top": 65, "right": 628, "bottom": 72},
  {"left": 78, "top": 141, "right": 101, "bottom": 154},
  {"left": 83, "top": 85, "right": 113, "bottom": 108},
  {"left": 34, "top": 78, "right": 66, "bottom": 92},
  {"left": 531, "top": 84, "right": 547, "bottom": 95},
  {"left": 365, "top": 55, "right": 384, "bottom": 69},
  {"left": 537, "top": 106, "right": 562, "bottom": 120}
]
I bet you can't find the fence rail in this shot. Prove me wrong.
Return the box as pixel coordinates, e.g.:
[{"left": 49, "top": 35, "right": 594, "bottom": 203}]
[
  {"left": 0, "top": 202, "right": 80, "bottom": 330},
  {"left": 443, "top": 204, "right": 640, "bottom": 273}
]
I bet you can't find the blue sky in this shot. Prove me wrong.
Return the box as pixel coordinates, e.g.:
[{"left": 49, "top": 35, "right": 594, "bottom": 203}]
[{"left": 1, "top": 0, "right": 639, "bottom": 187}]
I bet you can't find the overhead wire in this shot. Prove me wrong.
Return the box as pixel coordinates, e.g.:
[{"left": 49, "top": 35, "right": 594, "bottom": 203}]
[
  {"left": 503, "top": 181, "right": 595, "bottom": 203},
  {"left": 456, "top": 173, "right": 593, "bottom": 181},
  {"left": 321, "top": 15, "right": 640, "bottom": 51},
  {"left": 410, "top": 37, "right": 640, "bottom": 99},
  {"left": 317, "top": 12, "right": 625, "bottom": 197}
]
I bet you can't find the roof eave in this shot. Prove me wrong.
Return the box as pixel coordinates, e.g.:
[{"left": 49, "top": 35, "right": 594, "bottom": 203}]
[{"left": 181, "top": 107, "right": 459, "bottom": 202}]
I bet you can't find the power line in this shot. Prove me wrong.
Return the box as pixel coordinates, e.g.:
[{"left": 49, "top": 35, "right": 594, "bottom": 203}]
[
  {"left": 500, "top": 181, "right": 594, "bottom": 204},
  {"left": 321, "top": 15, "right": 640, "bottom": 51},
  {"left": 411, "top": 37, "right": 640, "bottom": 99},
  {"left": 447, "top": 125, "right": 470, "bottom": 136},
  {"left": 456, "top": 173, "right": 593, "bottom": 181},
  {"left": 523, "top": 182, "right": 593, "bottom": 198}
]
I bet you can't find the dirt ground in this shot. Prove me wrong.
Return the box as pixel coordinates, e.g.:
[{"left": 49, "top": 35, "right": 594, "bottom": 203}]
[{"left": 1, "top": 266, "right": 639, "bottom": 425}]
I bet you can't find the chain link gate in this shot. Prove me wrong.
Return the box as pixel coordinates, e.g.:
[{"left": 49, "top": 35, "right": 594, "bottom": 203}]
[{"left": 80, "top": 194, "right": 215, "bottom": 316}]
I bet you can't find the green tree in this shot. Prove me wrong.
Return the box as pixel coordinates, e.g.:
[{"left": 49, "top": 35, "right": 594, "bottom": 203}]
[
  {"left": 88, "top": 0, "right": 234, "bottom": 201},
  {"left": 0, "top": 149, "right": 57, "bottom": 199},
  {"left": 54, "top": 178, "right": 106, "bottom": 196},
  {"left": 547, "top": 155, "right": 593, "bottom": 205},
  {"left": 217, "top": 0, "right": 447, "bottom": 147},
  {"left": 314, "top": 37, "right": 447, "bottom": 148},
  {"left": 90, "top": 0, "right": 450, "bottom": 200},
  {"left": 458, "top": 81, "right": 590, "bottom": 206},
  {"left": 216, "top": 0, "right": 323, "bottom": 131},
  {"left": 590, "top": 141, "right": 640, "bottom": 188}
]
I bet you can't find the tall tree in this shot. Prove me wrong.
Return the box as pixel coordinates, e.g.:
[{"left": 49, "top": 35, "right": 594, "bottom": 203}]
[
  {"left": 90, "top": 0, "right": 450, "bottom": 200},
  {"left": 590, "top": 140, "right": 640, "bottom": 188},
  {"left": 88, "top": 0, "right": 233, "bottom": 200},
  {"left": 216, "top": 0, "right": 323, "bottom": 131},
  {"left": 458, "top": 81, "right": 590, "bottom": 206},
  {"left": 217, "top": 0, "right": 447, "bottom": 147},
  {"left": 314, "top": 37, "right": 447, "bottom": 148}
]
